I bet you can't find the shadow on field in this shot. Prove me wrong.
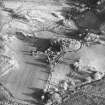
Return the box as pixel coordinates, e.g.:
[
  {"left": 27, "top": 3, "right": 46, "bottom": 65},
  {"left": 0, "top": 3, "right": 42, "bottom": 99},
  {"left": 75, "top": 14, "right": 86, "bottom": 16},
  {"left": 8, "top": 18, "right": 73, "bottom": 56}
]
[
  {"left": 23, "top": 87, "right": 44, "bottom": 105},
  {"left": 23, "top": 52, "right": 32, "bottom": 56},
  {"left": 35, "top": 58, "right": 50, "bottom": 64},
  {"left": 15, "top": 32, "right": 37, "bottom": 43},
  {"left": 16, "top": 32, "right": 51, "bottom": 52},
  {"left": 41, "top": 69, "right": 51, "bottom": 74},
  {"left": 25, "top": 61, "right": 48, "bottom": 69}
]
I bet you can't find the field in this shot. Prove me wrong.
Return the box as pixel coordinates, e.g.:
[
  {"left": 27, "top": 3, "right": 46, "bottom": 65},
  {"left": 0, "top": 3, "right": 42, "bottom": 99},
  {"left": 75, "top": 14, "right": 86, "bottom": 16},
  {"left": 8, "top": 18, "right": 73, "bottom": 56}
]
[{"left": 0, "top": 0, "right": 105, "bottom": 105}]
